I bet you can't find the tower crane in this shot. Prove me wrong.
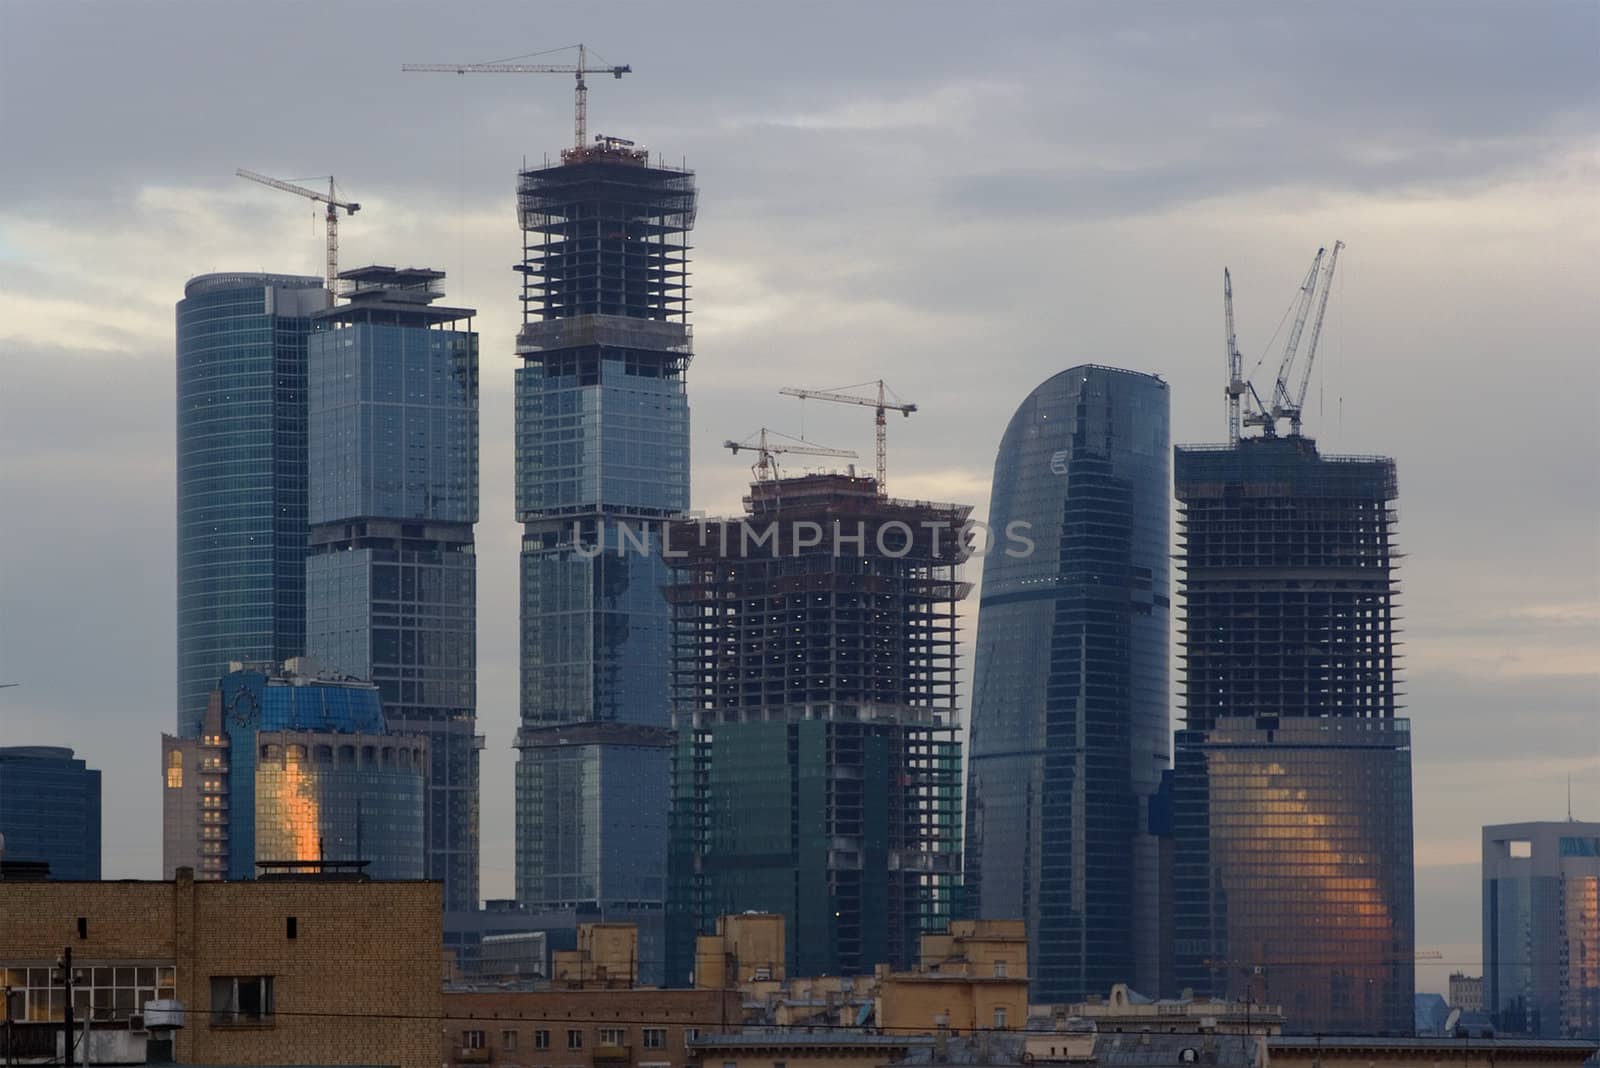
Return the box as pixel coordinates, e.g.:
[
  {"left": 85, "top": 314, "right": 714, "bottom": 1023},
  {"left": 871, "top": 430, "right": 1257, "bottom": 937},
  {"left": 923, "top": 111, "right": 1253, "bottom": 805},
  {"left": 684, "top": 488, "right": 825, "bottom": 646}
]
[
  {"left": 778, "top": 380, "right": 917, "bottom": 497},
  {"left": 235, "top": 169, "right": 361, "bottom": 295},
  {"left": 403, "top": 44, "right": 631, "bottom": 155},
  {"left": 1281, "top": 240, "right": 1344, "bottom": 436},
  {"left": 1223, "top": 268, "right": 1247, "bottom": 445},
  {"left": 723, "top": 429, "right": 857, "bottom": 484},
  {"left": 1239, "top": 247, "right": 1323, "bottom": 438}
]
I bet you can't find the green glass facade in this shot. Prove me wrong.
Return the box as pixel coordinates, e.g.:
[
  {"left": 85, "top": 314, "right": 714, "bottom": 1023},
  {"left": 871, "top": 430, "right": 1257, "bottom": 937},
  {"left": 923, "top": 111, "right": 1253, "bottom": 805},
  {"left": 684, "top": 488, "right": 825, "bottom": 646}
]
[{"left": 664, "top": 475, "right": 970, "bottom": 982}]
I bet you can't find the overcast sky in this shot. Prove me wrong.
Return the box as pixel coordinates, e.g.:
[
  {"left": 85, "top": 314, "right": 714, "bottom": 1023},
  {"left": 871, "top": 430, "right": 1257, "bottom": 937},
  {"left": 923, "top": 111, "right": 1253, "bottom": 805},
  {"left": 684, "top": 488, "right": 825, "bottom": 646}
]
[{"left": 1, "top": 0, "right": 1596, "bottom": 993}]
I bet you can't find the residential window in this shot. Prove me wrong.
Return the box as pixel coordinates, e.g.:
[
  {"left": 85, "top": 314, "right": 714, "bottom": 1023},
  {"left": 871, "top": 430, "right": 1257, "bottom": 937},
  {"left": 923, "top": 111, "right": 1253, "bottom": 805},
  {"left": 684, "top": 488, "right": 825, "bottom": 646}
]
[
  {"left": 599, "top": 1028, "right": 625, "bottom": 1046},
  {"left": 993, "top": 1007, "right": 1007, "bottom": 1030},
  {"left": 165, "top": 751, "right": 183, "bottom": 789},
  {"left": 993, "top": 960, "right": 1007, "bottom": 978},
  {"left": 463, "top": 1031, "right": 487, "bottom": 1050},
  {"left": 503, "top": 1031, "right": 519, "bottom": 1051},
  {"left": 534, "top": 1030, "right": 551, "bottom": 1050},
  {"left": 209, "top": 976, "right": 273, "bottom": 1026},
  {"left": 567, "top": 1029, "right": 583, "bottom": 1050},
  {"left": 642, "top": 1029, "right": 665, "bottom": 1050}
]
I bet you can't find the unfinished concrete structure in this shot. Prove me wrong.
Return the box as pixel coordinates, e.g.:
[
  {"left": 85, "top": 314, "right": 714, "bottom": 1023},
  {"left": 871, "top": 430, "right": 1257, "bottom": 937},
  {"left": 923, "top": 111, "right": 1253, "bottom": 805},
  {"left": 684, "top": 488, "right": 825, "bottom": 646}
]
[
  {"left": 664, "top": 474, "right": 971, "bottom": 981},
  {"left": 1172, "top": 434, "right": 1413, "bottom": 1035}
]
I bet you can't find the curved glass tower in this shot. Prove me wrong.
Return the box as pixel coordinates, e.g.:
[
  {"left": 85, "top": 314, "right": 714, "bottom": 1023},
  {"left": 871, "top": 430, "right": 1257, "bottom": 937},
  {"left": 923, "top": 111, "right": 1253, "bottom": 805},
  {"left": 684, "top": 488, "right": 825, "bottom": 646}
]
[
  {"left": 963, "top": 365, "right": 1170, "bottom": 1002},
  {"left": 176, "top": 273, "right": 328, "bottom": 736}
]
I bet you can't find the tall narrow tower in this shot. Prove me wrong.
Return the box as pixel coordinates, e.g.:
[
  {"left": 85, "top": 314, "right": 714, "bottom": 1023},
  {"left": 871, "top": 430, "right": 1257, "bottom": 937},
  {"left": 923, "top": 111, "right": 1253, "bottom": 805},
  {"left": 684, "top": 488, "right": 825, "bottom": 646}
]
[
  {"left": 1172, "top": 434, "right": 1413, "bottom": 1034},
  {"left": 963, "top": 365, "right": 1172, "bottom": 1002},
  {"left": 176, "top": 273, "right": 328, "bottom": 737},
  {"left": 512, "top": 138, "right": 696, "bottom": 983},
  {"left": 304, "top": 266, "right": 480, "bottom": 914}
]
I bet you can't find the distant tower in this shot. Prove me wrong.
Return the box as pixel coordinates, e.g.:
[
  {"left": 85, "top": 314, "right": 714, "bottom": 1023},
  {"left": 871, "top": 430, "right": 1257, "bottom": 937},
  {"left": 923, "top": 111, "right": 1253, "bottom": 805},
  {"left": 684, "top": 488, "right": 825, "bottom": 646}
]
[
  {"left": 512, "top": 137, "right": 696, "bottom": 982},
  {"left": 303, "top": 266, "right": 480, "bottom": 913},
  {"left": 1483, "top": 821, "right": 1600, "bottom": 1038},
  {"left": 664, "top": 474, "right": 970, "bottom": 981},
  {"left": 1172, "top": 434, "right": 1414, "bottom": 1034},
  {"left": 963, "top": 365, "right": 1171, "bottom": 1001},
  {"left": 175, "top": 273, "right": 328, "bottom": 736},
  {"left": 0, "top": 747, "right": 101, "bottom": 879}
]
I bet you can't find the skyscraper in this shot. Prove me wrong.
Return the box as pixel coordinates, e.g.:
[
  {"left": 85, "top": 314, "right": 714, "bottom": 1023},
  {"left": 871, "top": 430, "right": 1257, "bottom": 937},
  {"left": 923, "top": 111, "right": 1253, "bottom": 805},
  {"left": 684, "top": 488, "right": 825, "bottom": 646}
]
[
  {"left": 512, "top": 137, "right": 696, "bottom": 980},
  {"left": 162, "top": 658, "right": 427, "bottom": 881},
  {"left": 665, "top": 474, "right": 970, "bottom": 981},
  {"left": 963, "top": 365, "right": 1171, "bottom": 1002},
  {"left": 0, "top": 746, "right": 101, "bottom": 879},
  {"left": 1172, "top": 434, "right": 1414, "bottom": 1035},
  {"left": 1483, "top": 821, "right": 1600, "bottom": 1039},
  {"left": 303, "top": 266, "right": 480, "bottom": 912},
  {"left": 176, "top": 273, "right": 328, "bottom": 736}
]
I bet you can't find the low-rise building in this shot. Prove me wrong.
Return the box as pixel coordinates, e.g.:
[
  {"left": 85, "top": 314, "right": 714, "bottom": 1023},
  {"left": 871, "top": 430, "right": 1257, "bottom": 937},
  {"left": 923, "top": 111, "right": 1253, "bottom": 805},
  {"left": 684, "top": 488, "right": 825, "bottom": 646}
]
[
  {"left": 1449, "top": 973, "right": 1485, "bottom": 1013},
  {"left": 688, "top": 1030, "right": 934, "bottom": 1068},
  {"left": 1266, "top": 1036, "right": 1596, "bottom": 1068},
  {"left": 444, "top": 987, "right": 743, "bottom": 1068},
  {"left": 877, "top": 920, "right": 1031, "bottom": 1034},
  {"left": 1032, "top": 984, "right": 1285, "bottom": 1036},
  {"left": 0, "top": 866, "right": 440, "bottom": 1067}
]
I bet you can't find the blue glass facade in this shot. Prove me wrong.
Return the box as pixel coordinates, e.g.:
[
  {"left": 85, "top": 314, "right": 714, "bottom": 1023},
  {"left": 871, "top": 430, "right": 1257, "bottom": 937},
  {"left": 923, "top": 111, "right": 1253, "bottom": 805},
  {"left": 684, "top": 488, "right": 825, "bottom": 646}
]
[
  {"left": 0, "top": 746, "right": 101, "bottom": 879},
  {"left": 161, "top": 659, "right": 427, "bottom": 881},
  {"left": 512, "top": 145, "right": 696, "bottom": 972},
  {"left": 963, "top": 365, "right": 1171, "bottom": 1002},
  {"left": 175, "top": 273, "right": 328, "bottom": 737},
  {"left": 1484, "top": 821, "right": 1600, "bottom": 1039},
  {"left": 304, "top": 266, "right": 480, "bottom": 912}
]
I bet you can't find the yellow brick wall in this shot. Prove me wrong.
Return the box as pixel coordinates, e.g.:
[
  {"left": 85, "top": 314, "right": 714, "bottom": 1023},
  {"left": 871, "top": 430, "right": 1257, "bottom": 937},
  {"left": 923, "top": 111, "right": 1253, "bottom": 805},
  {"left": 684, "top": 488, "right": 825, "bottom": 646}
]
[{"left": 0, "top": 873, "right": 442, "bottom": 1068}]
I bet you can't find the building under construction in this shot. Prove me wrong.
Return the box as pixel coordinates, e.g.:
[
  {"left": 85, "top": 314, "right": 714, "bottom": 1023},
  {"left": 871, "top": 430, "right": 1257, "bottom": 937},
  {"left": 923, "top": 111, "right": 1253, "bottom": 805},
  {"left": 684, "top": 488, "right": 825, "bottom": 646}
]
[
  {"left": 1171, "top": 432, "right": 1414, "bottom": 1034},
  {"left": 664, "top": 474, "right": 971, "bottom": 982},
  {"left": 512, "top": 138, "right": 697, "bottom": 986}
]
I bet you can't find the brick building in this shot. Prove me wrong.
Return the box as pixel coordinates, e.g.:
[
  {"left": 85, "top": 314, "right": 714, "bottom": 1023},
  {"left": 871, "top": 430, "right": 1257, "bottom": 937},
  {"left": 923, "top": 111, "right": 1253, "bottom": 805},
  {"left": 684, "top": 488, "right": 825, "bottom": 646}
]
[
  {"left": 443, "top": 987, "right": 743, "bottom": 1068},
  {"left": 0, "top": 867, "right": 440, "bottom": 1067}
]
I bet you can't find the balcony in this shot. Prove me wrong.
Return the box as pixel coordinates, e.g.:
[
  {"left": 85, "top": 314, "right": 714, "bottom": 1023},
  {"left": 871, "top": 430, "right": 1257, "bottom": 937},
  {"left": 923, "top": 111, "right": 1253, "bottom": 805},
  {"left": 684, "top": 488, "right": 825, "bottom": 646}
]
[
  {"left": 455, "top": 1048, "right": 491, "bottom": 1063},
  {"left": 594, "top": 1044, "right": 633, "bottom": 1063}
]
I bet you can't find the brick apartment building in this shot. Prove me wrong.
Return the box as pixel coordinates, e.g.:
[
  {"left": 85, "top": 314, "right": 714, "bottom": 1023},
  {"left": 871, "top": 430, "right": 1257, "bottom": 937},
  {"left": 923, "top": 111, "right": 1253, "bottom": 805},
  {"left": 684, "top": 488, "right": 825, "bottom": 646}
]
[{"left": 0, "top": 866, "right": 440, "bottom": 1067}]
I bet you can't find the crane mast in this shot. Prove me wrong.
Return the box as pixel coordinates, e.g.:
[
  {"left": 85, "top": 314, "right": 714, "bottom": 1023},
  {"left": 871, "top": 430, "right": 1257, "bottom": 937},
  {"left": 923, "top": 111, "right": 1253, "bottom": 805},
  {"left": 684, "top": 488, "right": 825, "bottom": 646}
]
[
  {"left": 1286, "top": 239, "right": 1344, "bottom": 435},
  {"left": 778, "top": 380, "right": 917, "bottom": 497},
  {"left": 1269, "top": 247, "right": 1326, "bottom": 423},
  {"left": 402, "top": 44, "right": 631, "bottom": 155},
  {"left": 235, "top": 169, "right": 361, "bottom": 294},
  {"left": 1224, "top": 268, "right": 1247, "bottom": 445}
]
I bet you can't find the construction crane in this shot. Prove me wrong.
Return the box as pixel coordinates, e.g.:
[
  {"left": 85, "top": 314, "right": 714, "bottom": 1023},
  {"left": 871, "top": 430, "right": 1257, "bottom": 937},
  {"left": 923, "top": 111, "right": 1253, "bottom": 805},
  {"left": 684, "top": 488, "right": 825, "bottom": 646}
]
[
  {"left": 236, "top": 169, "right": 360, "bottom": 294},
  {"left": 724, "top": 428, "right": 857, "bottom": 483},
  {"left": 1281, "top": 240, "right": 1344, "bottom": 436},
  {"left": 1223, "top": 268, "right": 1248, "bottom": 445},
  {"left": 778, "top": 380, "right": 917, "bottom": 497},
  {"left": 402, "top": 44, "right": 631, "bottom": 154}
]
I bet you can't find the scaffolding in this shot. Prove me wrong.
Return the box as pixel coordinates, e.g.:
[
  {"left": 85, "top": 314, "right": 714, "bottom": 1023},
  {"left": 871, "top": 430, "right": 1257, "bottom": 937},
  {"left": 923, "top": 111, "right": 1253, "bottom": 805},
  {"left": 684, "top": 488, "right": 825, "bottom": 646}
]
[
  {"left": 664, "top": 474, "right": 972, "bottom": 975},
  {"left": 1175, "top": 434, "right": 1402, "bottom": 730},
  {"left": 665, "top": 474, "right": 972, "bottom": 722},
  {"left": 516, "top": 144, "right": 697, "bottom": 324}
]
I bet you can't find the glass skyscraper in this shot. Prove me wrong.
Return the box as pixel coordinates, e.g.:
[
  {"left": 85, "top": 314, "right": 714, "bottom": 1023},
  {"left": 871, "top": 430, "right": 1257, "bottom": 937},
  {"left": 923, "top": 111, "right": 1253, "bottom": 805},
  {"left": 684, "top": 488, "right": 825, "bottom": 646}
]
[
  {"left": 512, "top": 138, "right": 696, "bottom": 982},
  {"left": 303, "top": 266, "right": 480, "bottom": 912},
  {"left": 0, "top": 746, "right": 101, "bottom": 879},
  {"left": 962, "top": 365, "right": 1171, "bottom": 1002},
  {"left": 175, "top": 273, "right": 328, "bottom": 737},
  {"left": 1172, "top": 434, "right": 1413, "bottom": 1035},
  {"left": 1483, "top": 821, "right": 1600, "bottom": 1039},
  {"left": 162, "top": 658, "right": 427, "bottom": 881}
]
